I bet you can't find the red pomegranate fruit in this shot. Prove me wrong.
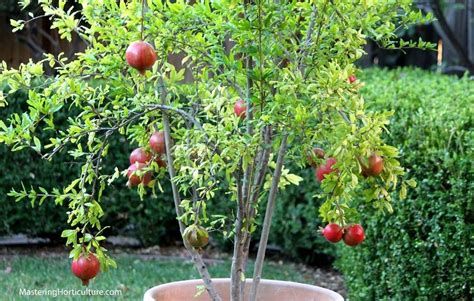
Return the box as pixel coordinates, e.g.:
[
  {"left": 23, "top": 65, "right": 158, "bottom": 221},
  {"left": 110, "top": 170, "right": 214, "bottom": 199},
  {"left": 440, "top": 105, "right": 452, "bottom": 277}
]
[
  {"left": 125, "top": 41, "right": 157, "bottom": 75},
  {"left": 127, "top": 163, "right": 152, "bottom": 187},
  {"left": 367, "top": 153, "right": 384, "bottom": 176},
  {"left": 315, "top": 157, "right": 338, "bottom": 182},
  {"left": 307, "top": 147, "right": 325, "bottom": 166},
  {"left": 343, "top": 224, "right": 365, "bottom": 246},
  {"left": 234, "top": 99, "right": 246, "bottom": 118},
  {"left": 149, "top": 131, "right": 166, "bottom": 155},
  {"left": 322, "top": 223, "right": 343, "bottom": 243},
  {"left": 155, "top": 157, "right": 167, "bottom": 169},
  {"left": 129, "top": 147, "right": 151, "bottom": 164},
  {"left": 71, "top": 253, "right": 100, "bottom": 286},
  {"left": 360, "top": 153, "right": 384, "bottom": 177}
]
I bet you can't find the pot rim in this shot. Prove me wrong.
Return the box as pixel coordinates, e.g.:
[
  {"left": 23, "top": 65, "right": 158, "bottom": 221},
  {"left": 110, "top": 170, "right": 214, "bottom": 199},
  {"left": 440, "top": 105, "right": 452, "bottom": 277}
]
[{"left": 143, "top": 278, "right": 344, "bottom": 301}]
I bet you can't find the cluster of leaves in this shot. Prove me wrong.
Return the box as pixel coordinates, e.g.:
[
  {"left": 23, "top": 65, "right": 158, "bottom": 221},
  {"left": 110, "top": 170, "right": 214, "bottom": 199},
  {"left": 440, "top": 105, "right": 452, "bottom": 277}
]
[
  {"left": 337, "top": 68, "right": 474, "bottom": 300},
  {"left": 1, "top": 0, "right": 430, "bottom": 271}
]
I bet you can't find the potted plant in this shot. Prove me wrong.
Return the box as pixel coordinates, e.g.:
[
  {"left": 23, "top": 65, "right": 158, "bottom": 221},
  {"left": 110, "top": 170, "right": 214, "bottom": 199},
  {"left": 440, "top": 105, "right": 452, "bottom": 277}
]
[{"left": 1, "top": 0, "right": 430, "bottom": 300}]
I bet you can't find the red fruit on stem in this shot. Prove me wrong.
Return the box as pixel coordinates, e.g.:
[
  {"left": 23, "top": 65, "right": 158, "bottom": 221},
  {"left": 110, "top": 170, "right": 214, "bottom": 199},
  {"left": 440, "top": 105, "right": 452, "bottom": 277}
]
[
  {"left": 71, "top": 253, "right": 100, "bottom": 286},
  {"left": 127, "top": 163, "right": 152, "bottom": 187},
  {"left": 307, "top": 147, "right": 325, "bottom": 166},
  {"left": 367, "top": 153, "right": 384, "bottom": 176},
  {"left": 322, "top": 223, "right": 343, "bottom": 243},
  {"left": 129, "top": 147, "right": 151, "bottom": 164},
  {"left": 358, "top": 153, "right": 384, "bottom": 177},
  {"left": 149, "top": 131, "right": 166, "bottom": 155},
  {"left": 348, "top": 75, "right": 357, "bottom": 84},
  {"left": 343, "top": 224, "right": 365, "bottom": 246},
  {"left": 315, "top": 157, "right": 337, "bottom": 182},
  {"left": 125, "top": 41, "right": 157, "bottom": 74},
  {"left": 234, "top": 99, "right": 246, "bottom": 118}
]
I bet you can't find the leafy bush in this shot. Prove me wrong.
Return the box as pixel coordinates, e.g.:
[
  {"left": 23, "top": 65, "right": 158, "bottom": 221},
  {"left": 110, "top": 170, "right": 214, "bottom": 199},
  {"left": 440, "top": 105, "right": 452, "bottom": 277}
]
[{"left": 337, "top": 68, "right": 473, "bottom": 300}]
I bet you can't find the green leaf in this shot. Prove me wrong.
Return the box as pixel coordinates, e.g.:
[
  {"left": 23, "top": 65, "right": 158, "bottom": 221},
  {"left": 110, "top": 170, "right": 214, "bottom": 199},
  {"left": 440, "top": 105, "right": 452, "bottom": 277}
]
[
  {"left": 194, "top": 285, "right": 206, "bottom": 298},
  {"left": 32, "top": 136, "right": 41, "bottom": 152},
  {"left": 10, "top": 19, "right": 25, "bottom": 32},
  {"left": 84, "top": 233, "right": 93, "bottom": 242},
  {"left": 399, "top": 183, "right": 407, "bottom": 200},
  {"left": 61, "top": 229, "right": 77, "bottom": 238},
  {"left": 285, "top": 173, "right": 303, "bottom": 186},
  {"left": 406, "top": 178, "right": 417, "bottom": 188}
]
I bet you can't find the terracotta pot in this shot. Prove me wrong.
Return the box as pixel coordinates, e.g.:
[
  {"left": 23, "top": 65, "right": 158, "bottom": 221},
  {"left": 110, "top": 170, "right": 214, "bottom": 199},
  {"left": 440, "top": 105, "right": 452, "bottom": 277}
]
[{"left": 144, "top": 278, "right": 344, "bottom": 301}]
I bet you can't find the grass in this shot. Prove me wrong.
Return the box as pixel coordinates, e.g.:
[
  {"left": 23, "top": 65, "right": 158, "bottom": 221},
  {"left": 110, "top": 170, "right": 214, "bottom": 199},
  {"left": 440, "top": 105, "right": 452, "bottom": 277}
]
[{"left": 0, "top": 254, "right": 310, "bottom": 300}]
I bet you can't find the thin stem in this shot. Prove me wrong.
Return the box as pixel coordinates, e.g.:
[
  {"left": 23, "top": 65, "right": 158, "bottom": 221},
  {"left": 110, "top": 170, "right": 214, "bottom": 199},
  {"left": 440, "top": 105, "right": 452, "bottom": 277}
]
[
  {"left": 298, "top": 4, "right": 317, "bottom": 72},
  {"left": 141, "top": 0, "right": 145, "bottom": 41},
  {"left": 231, "top": 2, "right": 256, "bottom": 299},
  {"left": 329, "top": 0, "right": 347, "bottom": 25},
  {"left": 230, "top": 161, "right": 244, "bottom": 301},
  {"left": 239, "top": 126, "right": 272, "bottom": 294},
  {"left": 43, "top": 102, "right": 204, "bottom": 160},
  {"left": 304, "top": 0, "right": 330, "bottom": 79},
  {"left": 249, "top": 133, "right": 288, "bottom": 301},
  {"left": 158, "top": 77, "right": 222, "bottom": 301}
]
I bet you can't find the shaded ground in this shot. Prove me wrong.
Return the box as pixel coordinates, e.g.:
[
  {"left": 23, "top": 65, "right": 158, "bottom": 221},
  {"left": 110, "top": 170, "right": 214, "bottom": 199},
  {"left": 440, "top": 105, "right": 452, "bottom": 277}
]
[{"left": 0, "top": 245, "right": 346, "bottom": 300}]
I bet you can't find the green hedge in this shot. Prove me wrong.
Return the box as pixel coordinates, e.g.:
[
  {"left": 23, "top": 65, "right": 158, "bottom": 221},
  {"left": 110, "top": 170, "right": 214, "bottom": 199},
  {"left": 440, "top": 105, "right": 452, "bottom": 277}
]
[
  {"left": 337, "top": 68, "right": 473, "bottom": 300},
  {"left": 269, "top": 168, "right": 335, "bottom": 264}
]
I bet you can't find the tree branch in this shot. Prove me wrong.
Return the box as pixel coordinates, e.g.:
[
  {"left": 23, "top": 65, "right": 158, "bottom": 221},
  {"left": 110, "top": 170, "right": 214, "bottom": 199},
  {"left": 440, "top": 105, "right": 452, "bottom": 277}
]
[
  {"left": 158, "top": 77, "right": 222, "bottom": 301},
  {"left": 298, "top": 5, "right": 317, "bottom": 72},
  {"left": 249, "top": 133, "right": 288, "bottom": 301},
  {"left": 239, "top": 125, "right": 272, "bottom": 295},
  {"left": 230, "top": 159, "right": 245, "bottom": 301},
  {"left": 231, "top": 7, "right": 256, "bottom": 298}
]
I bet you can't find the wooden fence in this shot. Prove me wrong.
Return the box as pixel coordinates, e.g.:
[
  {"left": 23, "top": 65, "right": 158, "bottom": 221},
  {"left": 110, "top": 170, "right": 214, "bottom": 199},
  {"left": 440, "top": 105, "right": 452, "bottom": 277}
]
[
  {"left": 0, "top": 3, "right": 473, "bottom": 73},
  {"left": 0, "top": 13, "right": 84, "bottom": 68}
]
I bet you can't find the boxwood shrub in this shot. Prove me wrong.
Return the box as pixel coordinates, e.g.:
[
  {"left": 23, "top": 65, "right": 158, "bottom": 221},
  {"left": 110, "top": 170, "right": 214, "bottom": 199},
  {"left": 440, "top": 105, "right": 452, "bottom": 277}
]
[{"left": 336, "top": 68, "right": 473, "bottom": 300}]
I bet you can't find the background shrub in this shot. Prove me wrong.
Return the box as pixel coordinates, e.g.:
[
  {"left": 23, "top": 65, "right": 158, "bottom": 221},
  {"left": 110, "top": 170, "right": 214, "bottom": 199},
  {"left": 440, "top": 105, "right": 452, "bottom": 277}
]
[
  {"left": 268, "top": 168, "right": 335, "bottom": 265},
  {"left": 336, "top": 68, "right": 473, "bottom": 300}
]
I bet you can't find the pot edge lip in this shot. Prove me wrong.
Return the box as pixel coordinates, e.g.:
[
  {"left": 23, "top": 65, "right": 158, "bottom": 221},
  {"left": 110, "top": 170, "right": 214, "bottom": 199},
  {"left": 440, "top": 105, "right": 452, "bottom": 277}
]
[{"left": 143, "top": 278, "right": 344, "bottom": 301}]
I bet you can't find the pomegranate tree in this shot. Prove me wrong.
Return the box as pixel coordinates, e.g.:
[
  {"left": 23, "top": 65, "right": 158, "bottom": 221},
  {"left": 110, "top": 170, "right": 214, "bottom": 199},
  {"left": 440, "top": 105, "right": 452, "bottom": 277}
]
[{"left": 1, "top": 0, "right": 428, "bottom": 300}]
